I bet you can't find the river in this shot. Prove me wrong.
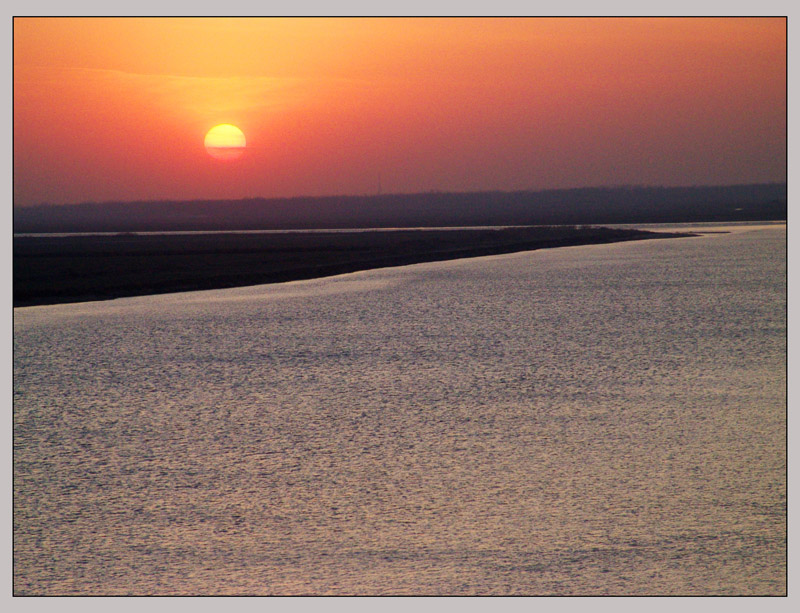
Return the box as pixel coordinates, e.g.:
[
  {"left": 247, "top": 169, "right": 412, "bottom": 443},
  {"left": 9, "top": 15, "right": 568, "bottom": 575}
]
[{"left": 13, "top": 223, "right": 786, "bottom": 595}]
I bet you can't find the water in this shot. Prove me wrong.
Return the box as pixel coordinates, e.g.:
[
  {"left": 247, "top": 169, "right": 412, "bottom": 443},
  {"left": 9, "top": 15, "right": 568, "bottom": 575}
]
[
  {"left": 13, "top": 220, "right": 787, "bottom": 238},
  {"left": 13, "top": 224, "right": 786, "bottom": 595}
]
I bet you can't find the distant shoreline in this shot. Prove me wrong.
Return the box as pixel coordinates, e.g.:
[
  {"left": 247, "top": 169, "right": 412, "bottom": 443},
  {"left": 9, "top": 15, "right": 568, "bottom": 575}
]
[
  {"left": 14, "top": 184, "right": 786, "bottom": 233},
  {"left": 14, "top": 226, "right": 696, "bottom": 308}
]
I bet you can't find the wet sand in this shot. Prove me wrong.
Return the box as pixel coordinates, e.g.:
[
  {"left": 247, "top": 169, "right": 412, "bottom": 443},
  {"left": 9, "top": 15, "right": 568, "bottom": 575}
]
[{"left": 13, "top": 226, "right": 693, "bottom": 307}]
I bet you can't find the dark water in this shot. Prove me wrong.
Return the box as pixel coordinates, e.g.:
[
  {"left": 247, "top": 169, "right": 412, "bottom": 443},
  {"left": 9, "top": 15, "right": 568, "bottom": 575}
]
[{"left": 13, "top": 224, "right": 786, "bottom": 595}]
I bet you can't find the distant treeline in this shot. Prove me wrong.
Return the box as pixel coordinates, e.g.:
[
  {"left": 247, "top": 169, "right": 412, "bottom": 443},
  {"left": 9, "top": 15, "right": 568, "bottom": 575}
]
[{"left": 13, "top": 184, "right": 787, "bottom": 233}]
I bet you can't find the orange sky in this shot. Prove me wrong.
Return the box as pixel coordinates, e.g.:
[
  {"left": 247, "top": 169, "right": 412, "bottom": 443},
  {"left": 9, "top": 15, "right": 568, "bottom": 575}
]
[{"left": 13, "top": 17, "right": 786, "bottom": 206}]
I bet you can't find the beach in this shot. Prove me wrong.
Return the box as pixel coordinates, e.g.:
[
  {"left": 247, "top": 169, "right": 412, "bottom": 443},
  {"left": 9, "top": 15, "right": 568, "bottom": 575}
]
[{"left": 13, "top": 226, "right": 692, "bottom": 307}]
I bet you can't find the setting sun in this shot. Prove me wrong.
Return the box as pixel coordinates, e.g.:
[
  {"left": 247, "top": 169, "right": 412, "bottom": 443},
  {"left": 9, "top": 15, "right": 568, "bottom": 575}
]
[{"left": 204, "top": 124, "right": 246, "bottom": 161}]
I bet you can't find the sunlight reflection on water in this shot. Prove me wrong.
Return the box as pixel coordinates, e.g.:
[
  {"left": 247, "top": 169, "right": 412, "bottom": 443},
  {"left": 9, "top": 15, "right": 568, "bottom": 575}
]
[{"left": 13, "top": 225, "right": 786, "bottom": 595}]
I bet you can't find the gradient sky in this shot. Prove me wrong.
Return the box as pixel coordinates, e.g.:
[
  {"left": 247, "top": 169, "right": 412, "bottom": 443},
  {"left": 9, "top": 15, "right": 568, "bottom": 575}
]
[{"left": 13, "top": 17, "right": 786, "bottom": 206}]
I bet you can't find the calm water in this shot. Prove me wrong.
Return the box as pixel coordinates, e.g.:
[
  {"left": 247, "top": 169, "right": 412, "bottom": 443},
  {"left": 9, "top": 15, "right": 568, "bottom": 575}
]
[{"left": 13, "top": 224, "right": 786, "bottom": 595}]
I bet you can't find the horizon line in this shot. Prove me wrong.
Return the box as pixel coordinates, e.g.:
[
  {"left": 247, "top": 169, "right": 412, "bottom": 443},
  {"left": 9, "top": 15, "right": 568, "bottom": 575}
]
[{"left": 15, "top": 181, "right": 787, "bottom": 209}]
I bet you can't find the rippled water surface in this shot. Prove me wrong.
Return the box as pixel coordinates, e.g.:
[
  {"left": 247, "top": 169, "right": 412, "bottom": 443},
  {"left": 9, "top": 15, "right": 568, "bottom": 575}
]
[{"left": 13, "top": 224, "right": 786, "bottom": 595}]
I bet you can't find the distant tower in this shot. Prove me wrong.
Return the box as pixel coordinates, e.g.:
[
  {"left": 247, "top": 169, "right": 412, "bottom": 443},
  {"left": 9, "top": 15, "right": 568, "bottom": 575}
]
[{"left": 377, "top": 172, "right": 382, "bottom": 196}]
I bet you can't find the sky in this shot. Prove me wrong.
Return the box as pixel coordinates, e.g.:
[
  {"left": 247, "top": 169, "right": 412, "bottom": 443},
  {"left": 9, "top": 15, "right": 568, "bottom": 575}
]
[{"left": 13, "top": 17, "right": 787, "bottom": 207}]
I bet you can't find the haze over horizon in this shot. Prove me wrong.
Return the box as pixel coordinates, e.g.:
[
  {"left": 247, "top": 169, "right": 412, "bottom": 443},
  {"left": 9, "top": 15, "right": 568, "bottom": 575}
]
[
  {"left": 14, "top": 18, "right": 786, "bottom": 208},
  {"left": 14, "top": 180, "right": 788, "bottom": 209}
]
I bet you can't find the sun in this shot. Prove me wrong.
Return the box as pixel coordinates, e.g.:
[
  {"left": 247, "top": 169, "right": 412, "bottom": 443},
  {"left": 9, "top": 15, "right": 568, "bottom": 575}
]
[{"left": 205, "top": 124, "right": 246, "bottom": 161}]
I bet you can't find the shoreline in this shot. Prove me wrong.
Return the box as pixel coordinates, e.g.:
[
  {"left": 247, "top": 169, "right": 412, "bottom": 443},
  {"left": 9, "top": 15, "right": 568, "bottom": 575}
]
[{"left": 13, "top": 226, "right": 696, "bottom": 308}]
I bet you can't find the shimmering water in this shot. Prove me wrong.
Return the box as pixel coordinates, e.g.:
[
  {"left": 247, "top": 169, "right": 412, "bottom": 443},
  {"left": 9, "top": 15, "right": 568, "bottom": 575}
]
[{"left": 13, "top": 224, "right": 786, "bottom": 595}]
